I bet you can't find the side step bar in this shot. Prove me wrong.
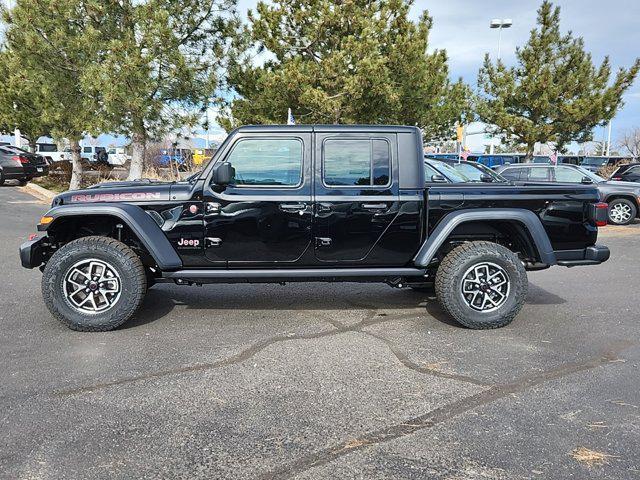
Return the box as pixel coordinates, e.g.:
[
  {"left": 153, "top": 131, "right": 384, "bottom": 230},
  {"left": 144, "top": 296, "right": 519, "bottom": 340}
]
[{"left": 162, "top": 267, "right": 427, "bottom": 282}]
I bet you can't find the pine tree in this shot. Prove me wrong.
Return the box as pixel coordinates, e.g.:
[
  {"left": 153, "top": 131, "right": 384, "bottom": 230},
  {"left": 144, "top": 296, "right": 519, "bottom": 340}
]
[
  {"left": 1, "top": 0, "right": 113, "bottom": 189},
  {"left": 477, "top": 1, "right": 640, "bottom": 160},
  {"left": 0, "top": 49, "right": 52, "bottom": 151},
  {"left": 221, "top": 0, "right": 470, "bottom": 139},
  {"left": 83, "top": 0, "right": 237, "bottom": 180}
]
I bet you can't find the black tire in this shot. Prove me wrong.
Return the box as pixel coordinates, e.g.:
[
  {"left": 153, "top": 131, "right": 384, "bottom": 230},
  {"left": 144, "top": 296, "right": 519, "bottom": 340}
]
[
  {"left": 0, "top": 170, "right": 4, "bottom": 186},
  {"left": 435, "top": 241, "right": 528, "bottom": 330},
  {"left": 18, "top": 178, "right": 28, "bottom": 186},
  {"left": 42, "top": 236, "right": 147, "bottom": 331},
  {"left": 608, "top": 198, "right": 636, "bottom": 226}
]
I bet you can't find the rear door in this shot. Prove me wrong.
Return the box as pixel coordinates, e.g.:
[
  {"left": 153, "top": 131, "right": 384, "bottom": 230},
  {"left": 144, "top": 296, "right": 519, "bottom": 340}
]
[
  {"left": 313, "top": 132, "right": 397, "bottom": 264},
  {"left": 203, "top": 132, "right": 313, "bottom": 266}
]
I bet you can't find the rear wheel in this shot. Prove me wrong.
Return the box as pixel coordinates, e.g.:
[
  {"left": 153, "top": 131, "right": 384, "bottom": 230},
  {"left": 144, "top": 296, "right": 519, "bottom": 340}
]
[
  {"left": 42, "top": 236, "right": 147, "bottom": 331},
  {"left": 435, "top": 241, "right": 528, "bottom": 329},
  {"left": 608, "top": 198, "right": 636, "bottom": 225},
  {"left": 0, "top": 170, "right": 4, "bottom": 185}
]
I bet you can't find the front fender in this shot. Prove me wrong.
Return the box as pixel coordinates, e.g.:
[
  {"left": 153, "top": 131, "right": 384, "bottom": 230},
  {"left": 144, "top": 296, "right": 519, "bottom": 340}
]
[
  {"left": 38, "top": 203, "right": 183, "bottom": 270},
  {"left": 413, "top": 208, "right": 557, "bottom": 267}
]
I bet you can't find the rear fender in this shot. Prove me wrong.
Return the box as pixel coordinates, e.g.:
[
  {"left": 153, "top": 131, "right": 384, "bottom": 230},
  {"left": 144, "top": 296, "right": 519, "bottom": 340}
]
[
  {"left": 39, "top": 203, "right": 182, "bottom": 270},
  {"left": 413, "top": 208, "right": 556, "bottom": 267}
]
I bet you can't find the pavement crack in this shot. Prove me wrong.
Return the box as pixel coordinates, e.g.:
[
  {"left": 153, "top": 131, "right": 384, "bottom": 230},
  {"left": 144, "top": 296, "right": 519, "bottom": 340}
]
[
  {"left": 362, "top": 331, "right": 490, "bottom": 387},
  {"left": 53, "top": 311, "right": 410, "bottom": 397},
  {"left": 258, "top": 340, "right": 634, "bottom": 480}
]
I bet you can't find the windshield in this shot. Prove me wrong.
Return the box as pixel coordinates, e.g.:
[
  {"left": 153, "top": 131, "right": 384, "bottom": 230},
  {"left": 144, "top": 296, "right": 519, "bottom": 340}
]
[
  {"left": 575, "top": 165, "right": 605, "bottom": 182},
  {"left": 449, "top": 161, "right": 506, "bottom": 182},
  {"left": 581, "top": 157, "right": 607, "bottom": 166},
  {"left": 428, "top": 160, "right": 470, "bottom": 183}
]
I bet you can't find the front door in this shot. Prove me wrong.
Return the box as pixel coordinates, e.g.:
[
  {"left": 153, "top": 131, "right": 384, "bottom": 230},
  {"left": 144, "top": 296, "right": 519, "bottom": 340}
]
[
  {"left": 203, "top": 133, "right": 313, "bottom": 266},
  {"left": 313, "top": 133, "right": 399, "bottom": 264}
]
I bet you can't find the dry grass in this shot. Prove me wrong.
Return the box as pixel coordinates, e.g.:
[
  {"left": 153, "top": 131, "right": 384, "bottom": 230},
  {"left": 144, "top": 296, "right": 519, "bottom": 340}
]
[{"left": 571, "top": 447, "right": 615, "bottom": 467}]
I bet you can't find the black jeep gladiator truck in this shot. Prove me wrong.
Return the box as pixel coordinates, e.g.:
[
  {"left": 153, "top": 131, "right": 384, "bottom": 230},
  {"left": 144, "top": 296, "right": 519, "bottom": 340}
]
[{"left": 20, "top": 125, "right": 610, "bottom": 331}]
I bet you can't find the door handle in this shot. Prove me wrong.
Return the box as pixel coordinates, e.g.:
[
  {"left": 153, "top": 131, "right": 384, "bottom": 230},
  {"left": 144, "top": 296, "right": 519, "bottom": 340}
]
[
  {"left": 362, "top": 203, "right": 387, "bottom": 210},
  {"left": 280, "top": 203, "right": 307, "bottom": 212}
]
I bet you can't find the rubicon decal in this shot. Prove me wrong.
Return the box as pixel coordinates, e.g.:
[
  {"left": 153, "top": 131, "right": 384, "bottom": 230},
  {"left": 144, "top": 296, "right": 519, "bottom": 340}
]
[
  {"left": 177, "top": 238, "right": 200, "bottom": 247},
  {"left": 71, "top": 192, "right": 162, "bottom": 202}
]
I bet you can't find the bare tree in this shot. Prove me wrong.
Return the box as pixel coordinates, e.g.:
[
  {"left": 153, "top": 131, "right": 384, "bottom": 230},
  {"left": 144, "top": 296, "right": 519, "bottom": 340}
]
[{"left": 618, "top": 128, "right": 640, "bottom": 157}]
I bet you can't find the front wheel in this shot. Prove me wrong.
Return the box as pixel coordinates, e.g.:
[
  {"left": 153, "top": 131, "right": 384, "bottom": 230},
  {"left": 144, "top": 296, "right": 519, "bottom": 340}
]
[
  {"left": 608, "top": 198, "right": 636, "bottom": 225},
  {"left": 42, "top": 236, "right": 147, "bottom": 331},
  {"left": 435, "top": 241, "right": 528, "bottom": 329}
]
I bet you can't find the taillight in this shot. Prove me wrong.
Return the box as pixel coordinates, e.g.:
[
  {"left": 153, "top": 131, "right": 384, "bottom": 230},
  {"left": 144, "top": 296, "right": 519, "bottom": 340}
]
[
  {"left": 11, "top": 155, "right": 29, "bottom": 164},
  {"left": 594, "top": 202, "right": 608, "bottom": 227}
]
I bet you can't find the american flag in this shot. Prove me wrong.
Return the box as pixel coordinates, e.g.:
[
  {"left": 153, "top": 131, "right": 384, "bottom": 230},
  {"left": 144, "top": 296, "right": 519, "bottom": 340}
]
[
  {"left": 549, "top": 151, "right": 558, "bottom": 164},
  {"left": 460, "top": 149, "right": 470, "bottom": 160}
]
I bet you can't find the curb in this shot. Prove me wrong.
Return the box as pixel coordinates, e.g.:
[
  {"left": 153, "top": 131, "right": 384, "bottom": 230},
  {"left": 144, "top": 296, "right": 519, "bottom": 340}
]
[{"left": 18, "top": 182, "right": 57, "bottom": 204}]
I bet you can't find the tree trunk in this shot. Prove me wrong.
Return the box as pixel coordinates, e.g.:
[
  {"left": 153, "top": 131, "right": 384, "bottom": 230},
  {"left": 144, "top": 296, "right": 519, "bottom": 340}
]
[
  {"left": 28, "top": 139, "right": 37, "bottom": 153},
  {"left": 524, "top": 143, "right": 535, "bottom": 163},
  {"left": 69, "top": 139, "right": 83, "bottom": 190},
  {"left": 128, "top": 129, "right": 147, "bottom": 181}
]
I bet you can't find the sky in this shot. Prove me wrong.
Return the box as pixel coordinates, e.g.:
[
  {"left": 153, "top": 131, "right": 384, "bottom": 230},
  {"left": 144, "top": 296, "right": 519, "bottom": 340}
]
[
  {"left": 234, "top": 0, "right": 640, "bottom": 151},
  {"left": 3, "top": 0, "right": 639, "bottom": 151}
]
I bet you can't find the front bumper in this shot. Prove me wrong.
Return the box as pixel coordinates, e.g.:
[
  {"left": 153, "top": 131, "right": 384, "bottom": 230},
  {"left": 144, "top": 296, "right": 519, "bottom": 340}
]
[
  {"left": 555, "top": 244, "right": 610, "bottom": 267},
  {"left": 19, "top": 237, "right": 45, "bottom": 269}
]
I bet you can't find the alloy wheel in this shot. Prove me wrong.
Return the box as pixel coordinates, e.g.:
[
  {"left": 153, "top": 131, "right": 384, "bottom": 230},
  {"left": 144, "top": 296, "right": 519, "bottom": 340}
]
[
  {"left": 460, "top": 262, "right": 511, "bottom": 312},
  {"left": 609, "top": 203, "right": 632, "bottom": 224},
  {"left": 62, "top": 259, "right": 122, "bottom": 314}
]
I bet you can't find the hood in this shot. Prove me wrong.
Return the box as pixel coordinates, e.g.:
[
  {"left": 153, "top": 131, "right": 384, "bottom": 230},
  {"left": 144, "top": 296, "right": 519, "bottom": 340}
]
[
  {"left": 599, "top": 180, "right": 640, "bottom": 191},
  {"left": 53, "top": 179, "right": 174, "bottom": 206}
]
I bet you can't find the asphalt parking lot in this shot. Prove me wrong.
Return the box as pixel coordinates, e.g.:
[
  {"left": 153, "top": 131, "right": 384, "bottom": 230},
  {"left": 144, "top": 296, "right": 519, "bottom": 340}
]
[{"left": 1, "top": 184, "right": 639, "bottom": 479}]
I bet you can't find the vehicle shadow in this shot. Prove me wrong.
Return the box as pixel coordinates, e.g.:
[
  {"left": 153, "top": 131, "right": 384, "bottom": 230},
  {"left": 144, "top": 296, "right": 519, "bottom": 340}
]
[{"left": 123, "top": 281, "right": 566, "bottom": 330}]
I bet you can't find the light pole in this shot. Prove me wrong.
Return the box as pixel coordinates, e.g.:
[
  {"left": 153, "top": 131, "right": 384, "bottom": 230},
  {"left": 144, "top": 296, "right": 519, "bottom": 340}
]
[{"left": 490, "top": 18, "right": 513, "bottom": 61}]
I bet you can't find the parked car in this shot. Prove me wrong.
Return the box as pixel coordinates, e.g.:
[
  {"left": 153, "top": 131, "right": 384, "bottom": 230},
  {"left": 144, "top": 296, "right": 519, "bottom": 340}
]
[
  {"left": 428, "top": 157, "right": 508, "bottom": 183},
  {"left": 580, "top": 156, "right": 632, "bottom": 173},
  {"left": 36, "top": 143, "right": 70, "bottom": 163},
  {"left": 21, "top": 125, "right": 609, "bottom": 332},
  {"left": 193, "top": 148, "right": 215, "bottom": 167},
  {"left": 495, "top": 163, "right": 640, "bottom": 225},
  {"left": 106, "top": 147, "right": 130, "bottom": 166},
  {"left": 81, "top": 145, "right": 108, "bottom": 163},
  {"left": 0, "top": 145, "right": 49, "bottom": 185},
  {"left": 424, "top": 159, "right": 470, "bottom": 183},
  {"left": 610, "top": 163, "right": 640, "bottom": 183}
]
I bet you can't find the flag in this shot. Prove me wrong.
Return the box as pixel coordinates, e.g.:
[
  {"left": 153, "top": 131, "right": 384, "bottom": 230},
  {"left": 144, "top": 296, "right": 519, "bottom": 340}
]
[
  {"left": 287, "top": 108, "right": 295, "bottom": 125},
  {"left": 549, "top": 151, "right": 558, "bottom": 164},
  {"left": 460, "top": 149, "right": 470, "bottom": 161}
]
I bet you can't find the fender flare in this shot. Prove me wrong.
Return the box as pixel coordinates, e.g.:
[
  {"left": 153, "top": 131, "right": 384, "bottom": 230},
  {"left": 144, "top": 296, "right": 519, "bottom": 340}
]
[
  {"left": 413, "top": 208, "right": 556, "bottom": 267},
  {"left": 39, "top": 203, "right": 182, "bottom": 270}
]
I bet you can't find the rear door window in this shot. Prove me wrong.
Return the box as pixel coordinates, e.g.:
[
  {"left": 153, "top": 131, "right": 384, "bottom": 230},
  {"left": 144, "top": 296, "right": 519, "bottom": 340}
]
[
  {"left": 554, "top": 167, "right": 584, "bottom": 183},
  {"left": 323, "top": 139, "right": 390, "bottom": 187},
  {"left": 528, "top": 167, "right": 551, "bottom": 181}
]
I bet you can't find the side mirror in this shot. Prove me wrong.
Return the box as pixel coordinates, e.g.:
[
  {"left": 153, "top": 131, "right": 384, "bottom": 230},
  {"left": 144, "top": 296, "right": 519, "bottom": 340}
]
[
  {"left": 212, "top": 162, "right": 234, "bottom": 185},
  {"left": 581, "top": 176, "right": 594, "bottom": 184},
  {"left": 480, "top": 174, "right": 494, "bottom": 183},
  {"left": 431, "top": 174, "right": 447, "bottom": 183}
]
